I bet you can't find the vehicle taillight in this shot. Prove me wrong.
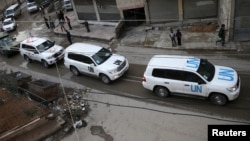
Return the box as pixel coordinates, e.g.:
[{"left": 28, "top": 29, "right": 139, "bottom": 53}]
[{"left": 142, "top": 76, "right": 146, "bottom": 82}]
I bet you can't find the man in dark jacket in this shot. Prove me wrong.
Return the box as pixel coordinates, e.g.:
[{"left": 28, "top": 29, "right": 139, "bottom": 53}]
[
  {"left": 176, "top": 29, "right": 182, "bottom": 46},
  {"left": 216, "top": 24, "right": 226, "bottom": 46},
  {"left": 66, "top": 30, "right": 72, "bottom": 45}
]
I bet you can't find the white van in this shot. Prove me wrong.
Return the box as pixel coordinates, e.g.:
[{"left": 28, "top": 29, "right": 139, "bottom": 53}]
[
  {"left": 4, "top": 3, "right": 21, "bottom": 19},
  {"left": 142, "top": 55, "right": 241, "bottom": 105},
  {"left": 63, "top": 0, "right": 73, "bottom": 11}
]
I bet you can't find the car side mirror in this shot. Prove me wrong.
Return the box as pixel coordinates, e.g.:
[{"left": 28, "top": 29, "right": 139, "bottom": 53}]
[{"left": 90, "top": 63, "right": 96, "bottom": 67}]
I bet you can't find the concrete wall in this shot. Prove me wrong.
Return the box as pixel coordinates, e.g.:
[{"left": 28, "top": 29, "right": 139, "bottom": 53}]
[{"left": 218, "top": 0, "right": 232, "bottom": 41}]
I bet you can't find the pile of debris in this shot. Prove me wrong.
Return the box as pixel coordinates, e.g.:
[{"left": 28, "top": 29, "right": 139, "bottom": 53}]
[{"left": 0, "top": 71, "right": 90, "bottom": 140}]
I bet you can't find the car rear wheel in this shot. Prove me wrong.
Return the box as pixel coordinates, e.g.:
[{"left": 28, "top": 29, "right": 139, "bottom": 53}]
[
  {"left": 24, "top": 55, "right": 32, "bottom": 63},
  {"left": 154, "top": 86, "right": 170, "bottom": 97},
  {"left": 209, "top": 93, "right": 227, "bottom": 106},
  {"left": 100, "top": 74, "right": 111, "bottom": 84},
  {"left": 70, "top": 66, "right": 80, "bottom": 76}
]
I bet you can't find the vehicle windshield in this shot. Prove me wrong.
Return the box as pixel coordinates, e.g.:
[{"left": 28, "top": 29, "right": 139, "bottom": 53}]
[
  {"left": 36, "top": 40, "right": 54, "bottom": 52},
  {"left": 197, "top": 59, "right": 215, "bottom": 82},
  {"left": 28, "top": 3, "right": 36, "bottom": 7},
  {"left": 5, "top": 9, "right": 14, "bottom": 15},
  {"left": 0, "top": 36, "right": 13, "bottom": 46},
  {"left": 92, "top": 48, "right": 112, "bottom": 65},
  {"left": 3, "top": 20, "right": 12, "bottom": 25},
  {"left": 64, "top": 1, "right": 71, "bottom": 4}
]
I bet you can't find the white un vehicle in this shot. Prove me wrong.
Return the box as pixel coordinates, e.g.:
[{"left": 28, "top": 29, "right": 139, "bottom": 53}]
[
  {"left": 142, "top": 55, "right": 241, "bottom": 105},
  {"left": 19, "top": 37, "right": 65, "bottom": 68},
  {"left": 64, "top": 43, "right": 129, "bottom": 84}
]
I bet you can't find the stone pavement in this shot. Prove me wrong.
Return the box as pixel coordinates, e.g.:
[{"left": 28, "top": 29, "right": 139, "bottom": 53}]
[{"left": 51, "top": 11, "right": 250, "bottom": 51}]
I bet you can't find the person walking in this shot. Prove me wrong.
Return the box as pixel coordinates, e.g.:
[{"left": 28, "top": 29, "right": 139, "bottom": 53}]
[
  {"left": 169, "top": 28, "right": 176, "bottom": 47},
  {"left": 216, "top": 24, "right": 226, "bottom": 46},
  {"left": 59, "top": 20, "right": 65, "bottom": 32},
  {"left": 84, "top": 20, "right": 90, "bottom": 32},
  {"left": 59, "top": 10, "right": 65, "bottom": 22},
  {"left": 176, "top": 29, "right": 182, "bottom": 46},
  {"left": 65, "top": 16, "right": 72, "bottom": 30},
  {"left": 49, "top": 16, "right": 55, "bottom": 31},
  {"left": 44, "top": 16, "right": 50, "bottom": 29},
  {"left": 66, "top": 30, "right": 72, "bottom": 45},
  {"left": 56, "top": 11, "right": 60, "bottom": 22}
]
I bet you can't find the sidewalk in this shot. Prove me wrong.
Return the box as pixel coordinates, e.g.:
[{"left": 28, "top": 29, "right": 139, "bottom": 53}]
[
  {"left": 53, "top": 12, "right": 116, "bottom": 42},
  {"left": 52, "top": 11, "right": 248, "bottom": 51}
]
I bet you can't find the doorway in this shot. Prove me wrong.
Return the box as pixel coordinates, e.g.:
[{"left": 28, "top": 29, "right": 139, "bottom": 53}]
[{"left": 123, "top": 7, "right": 146, "bottom": 26}]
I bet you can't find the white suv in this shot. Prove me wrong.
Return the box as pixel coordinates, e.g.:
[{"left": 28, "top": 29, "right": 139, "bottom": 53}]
[
  {"left": 64, "top": 43, "right": 129, "bottom": 84},
  {"left": 20, "top": 37, "right": 65, "bottom": 68},
  {"left": 2, "top": 18, "right": 17, "bottom": 32},
  {"left": 142, "top": 55, "right": 240, "bottom": 105}
]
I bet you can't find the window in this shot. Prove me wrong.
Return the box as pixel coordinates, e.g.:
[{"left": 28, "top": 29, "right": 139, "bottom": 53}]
[
  {"left": 68, "top": 53, "right": 93, "bottom": 64},
  {"left": 36, "top": 40, "right": 54, "bottom": 53},
  {"left": 184, "top": 71, "right": 205, "bottom": 83},
  {"left": 92, "top": 48, "right": 112, "bottom": 65},
  {"left": 152, "top": 69, "right": 184, "bottom": 81},
  {"left": 197, "top": 59, "right": 215, "bottom": 82},
  {"left": 22, "top": 44, "right": 37, "bottom": 52}
]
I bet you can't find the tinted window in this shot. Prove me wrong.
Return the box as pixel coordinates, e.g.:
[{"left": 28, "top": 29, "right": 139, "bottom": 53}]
[
  {"left": 152, "top": 69, "right": 184, "bottom": 81},
  {"left": 36, "top": 40, "right": 54, "bottom": 53},
  {"left": 183, "top": 71, "right": 205, "bottom": 83},
  {"left": 92, "top": 48, "right": 112, "bottom": 65},
  {"left": 22, "top": 44, "right": 37, "bottom": 52},
  {"left": 197, "top": 59, "right": 215, "bottom": 81},
  {"left": 68, "top": 53, "right": 93, "bottom": 64}
]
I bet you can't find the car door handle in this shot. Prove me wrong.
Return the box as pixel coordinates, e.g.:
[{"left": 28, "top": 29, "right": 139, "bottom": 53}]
[
  {"left": 164, "top": 82, "right": 169, "bottom": 84},
  {"left": 184, "top": 84, "right": 190, "bottom": 86}
]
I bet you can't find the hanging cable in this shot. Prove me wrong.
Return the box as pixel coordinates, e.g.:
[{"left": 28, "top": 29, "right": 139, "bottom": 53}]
[{"left": 55, "top": 62, "right": 80, "bottom": 141}]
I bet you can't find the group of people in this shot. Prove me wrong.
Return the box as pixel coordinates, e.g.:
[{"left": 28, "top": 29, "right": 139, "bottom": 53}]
[
  {"left": 43, "top": 10, "right": 73, "bottom": 45},
  {"left": 169, "top": 28, "right": 182, "bottom": 47},
  {"left": 169, "top": 24, "right": 226, "bottom": 47}
]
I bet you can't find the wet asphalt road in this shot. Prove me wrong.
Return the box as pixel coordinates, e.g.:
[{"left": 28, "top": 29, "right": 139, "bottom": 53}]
[{"left": 2, "top": 6, "right": 250, "bottom": 122}]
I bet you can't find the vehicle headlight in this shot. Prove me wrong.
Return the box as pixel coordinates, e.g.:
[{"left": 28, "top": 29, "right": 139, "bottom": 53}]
[
  {"left": 227, "top": 85, "right": 238, "bottom": 92},
  {"left": 109, "top": 69, "right": 118, "bottom": 74},
  {"left": 47, "top": 56, "right": 53, "bottom": 59}
]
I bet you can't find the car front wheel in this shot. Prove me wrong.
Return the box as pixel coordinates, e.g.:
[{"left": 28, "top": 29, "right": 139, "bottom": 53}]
[
  {"left": 42, "top": 60, "right": 49, "bottom": 68},
  {"left": 24, "top": 55, "right": 32, "bottom": 63},
  {"left": 100, "top": 74, "right": 111, "bottom": 84},
  {"left": 154, "top": 86, "right": 170, "bottom": 97},
  {"left": 209, "top": 93, "right": 227, "bottom": 106}
]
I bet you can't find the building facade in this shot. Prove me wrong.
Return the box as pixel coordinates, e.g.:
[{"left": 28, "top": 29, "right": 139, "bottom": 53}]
[{"left": 72, "top": 0, "right": 250, "bottom": 41}]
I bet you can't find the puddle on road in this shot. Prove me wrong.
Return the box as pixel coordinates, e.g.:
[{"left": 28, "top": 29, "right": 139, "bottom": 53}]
[{"left": 90, "top": 125, "right": 113, "bottom": 141}]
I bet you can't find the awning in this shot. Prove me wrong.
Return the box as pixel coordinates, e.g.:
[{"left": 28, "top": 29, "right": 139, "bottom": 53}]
[{"left": 116, "top": 0, "right": 145, "bottom": 10}]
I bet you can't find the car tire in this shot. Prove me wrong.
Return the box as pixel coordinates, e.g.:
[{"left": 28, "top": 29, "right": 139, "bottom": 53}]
[
  {"left": 100, "top": 74, "right": 111, "bottom": 84},
  {"left": 42, "top": 60, "right": 50, "bottom": 68},
  {"left": 209, "top": 93, "right": 227, "bottom": 106},
  {"left": 154, "top": 86, "right": 170, "bottom": 97},
  {"left": 24, "top": 55, "right": 32, "bottom": 63},
  {"left": 70, "top": 66, "right": 80, "bottom": 76}
]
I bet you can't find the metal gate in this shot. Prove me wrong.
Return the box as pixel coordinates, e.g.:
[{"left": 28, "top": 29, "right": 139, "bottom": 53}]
[
  {"left": 96, "top": 0, "right": 120, "bottom": 22},
  {"left": 74, "top": 0, "right": 97, "bottom": 21},
  {"left": 183, "top": 0, "right": 218, "bottom": 19},
  {"left": 147, "top": 0, "right": 179, "bottom": 23},
  {"left": 234, "top": 0, "right": 250, "bottom": 41}
]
